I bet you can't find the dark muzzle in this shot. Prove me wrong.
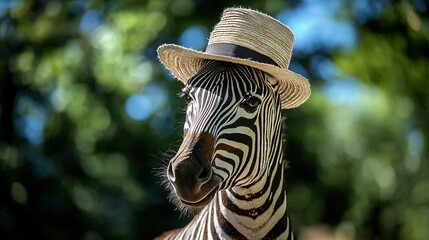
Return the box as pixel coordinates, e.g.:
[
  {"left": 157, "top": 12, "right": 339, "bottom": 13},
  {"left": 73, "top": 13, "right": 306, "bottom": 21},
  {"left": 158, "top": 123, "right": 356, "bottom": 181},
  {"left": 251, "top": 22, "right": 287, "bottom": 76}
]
[{"left": 167, "top": 132, "right": 220, "bottom": 206}]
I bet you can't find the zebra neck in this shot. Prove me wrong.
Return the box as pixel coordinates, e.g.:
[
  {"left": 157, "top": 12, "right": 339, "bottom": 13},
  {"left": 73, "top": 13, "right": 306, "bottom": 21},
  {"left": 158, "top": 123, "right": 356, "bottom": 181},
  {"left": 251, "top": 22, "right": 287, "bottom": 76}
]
[
  {"left": 217, "top": 160, "right": 291, "bottom": 239},
  {"left": 164, "top": 162, "right": 292, "bottom": 239}
]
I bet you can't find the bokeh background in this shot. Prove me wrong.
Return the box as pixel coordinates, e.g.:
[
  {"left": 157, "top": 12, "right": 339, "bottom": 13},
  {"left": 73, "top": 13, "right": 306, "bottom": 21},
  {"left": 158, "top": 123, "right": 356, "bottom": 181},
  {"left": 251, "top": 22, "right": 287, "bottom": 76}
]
[{"left": 1, "top": 0, "right": 428, "bottom": 239}]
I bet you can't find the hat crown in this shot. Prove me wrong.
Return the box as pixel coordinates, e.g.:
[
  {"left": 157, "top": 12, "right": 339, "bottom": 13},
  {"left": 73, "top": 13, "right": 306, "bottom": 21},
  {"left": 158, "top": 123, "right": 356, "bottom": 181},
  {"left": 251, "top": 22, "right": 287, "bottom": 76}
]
[{"left": 208, "top": 8, "right": 295, "bottom": 69}]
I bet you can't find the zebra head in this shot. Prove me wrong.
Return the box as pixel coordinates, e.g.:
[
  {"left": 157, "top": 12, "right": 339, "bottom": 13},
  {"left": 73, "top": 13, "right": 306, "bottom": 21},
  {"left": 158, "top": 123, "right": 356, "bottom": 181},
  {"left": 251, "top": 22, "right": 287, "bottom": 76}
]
[{"left": 166, "top": 60, "right": 283, "bottom": 212}]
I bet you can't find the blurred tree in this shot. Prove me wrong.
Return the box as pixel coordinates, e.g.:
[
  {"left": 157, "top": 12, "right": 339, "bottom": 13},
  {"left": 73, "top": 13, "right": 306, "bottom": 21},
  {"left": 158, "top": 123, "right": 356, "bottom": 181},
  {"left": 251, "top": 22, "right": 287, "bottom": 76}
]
[
  {"left": 0, "top": 0, "right": 427, "bottom": 240},
  {"left": 329, "top": 2, "right": 429, "bottom": 239},
  {"left": 286, "top": 1, "right": 429, "bottom": 240},
  {"left": 0, "top": 0, "right": 186, "bottom": 239}
]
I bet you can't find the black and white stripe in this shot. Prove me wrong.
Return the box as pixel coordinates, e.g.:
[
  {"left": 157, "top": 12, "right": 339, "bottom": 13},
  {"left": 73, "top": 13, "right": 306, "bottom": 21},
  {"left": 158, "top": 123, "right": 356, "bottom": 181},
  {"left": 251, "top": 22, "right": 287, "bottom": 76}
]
[{"left": 158, "top": 60, "right": 294, "bottom": 240}]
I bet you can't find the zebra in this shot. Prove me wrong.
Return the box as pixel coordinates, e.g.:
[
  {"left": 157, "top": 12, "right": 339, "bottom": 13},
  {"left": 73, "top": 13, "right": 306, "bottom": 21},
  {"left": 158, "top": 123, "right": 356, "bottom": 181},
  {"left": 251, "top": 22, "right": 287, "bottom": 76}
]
[
  {"left": 156, "top": 60, "right": 295, "bottom": 239},
  {"left": 155, "top": 7, "right": 311, "bottom": 240}
]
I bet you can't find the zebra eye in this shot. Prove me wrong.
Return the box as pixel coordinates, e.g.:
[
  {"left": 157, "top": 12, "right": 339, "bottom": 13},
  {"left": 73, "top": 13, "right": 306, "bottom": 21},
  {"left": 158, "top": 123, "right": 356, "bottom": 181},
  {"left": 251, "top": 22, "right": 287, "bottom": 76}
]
[
  {"left": 240, "top": 96, "right": 261, "bottom": 111},
  {"left": 183, "top": 94, "right": 193, "bottom": 104},
  {"left": 179, "top": 91, "right": 193, "bottom": 104}
]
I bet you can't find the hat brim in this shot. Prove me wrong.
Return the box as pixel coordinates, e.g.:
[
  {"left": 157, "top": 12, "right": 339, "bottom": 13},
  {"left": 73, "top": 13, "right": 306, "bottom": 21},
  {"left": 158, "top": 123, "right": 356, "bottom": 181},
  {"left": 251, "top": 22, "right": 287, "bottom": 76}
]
[{"left": 157, "top": 44, "right": 311, "bottom": 109}]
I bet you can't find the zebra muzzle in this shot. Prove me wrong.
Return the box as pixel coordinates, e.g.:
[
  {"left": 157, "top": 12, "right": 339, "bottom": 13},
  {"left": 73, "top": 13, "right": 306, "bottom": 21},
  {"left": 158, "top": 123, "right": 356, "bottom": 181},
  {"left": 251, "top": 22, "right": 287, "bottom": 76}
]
[{"left": 167, "top": 132, "right": 221, "bottom": 207}]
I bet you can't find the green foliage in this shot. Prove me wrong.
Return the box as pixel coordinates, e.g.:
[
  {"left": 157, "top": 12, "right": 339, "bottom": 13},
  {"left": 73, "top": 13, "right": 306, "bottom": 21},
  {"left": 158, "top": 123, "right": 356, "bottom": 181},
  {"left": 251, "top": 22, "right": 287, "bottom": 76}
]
[{"left": 0, "top": 0, "right": 427, "bottom": 239}]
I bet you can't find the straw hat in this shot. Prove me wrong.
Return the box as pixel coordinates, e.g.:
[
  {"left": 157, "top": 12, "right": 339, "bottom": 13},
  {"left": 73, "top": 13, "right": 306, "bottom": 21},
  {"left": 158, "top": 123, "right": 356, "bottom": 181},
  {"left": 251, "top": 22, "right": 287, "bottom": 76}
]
[{"left": 157, "top": 7, "right": 311, "bottom": 109}]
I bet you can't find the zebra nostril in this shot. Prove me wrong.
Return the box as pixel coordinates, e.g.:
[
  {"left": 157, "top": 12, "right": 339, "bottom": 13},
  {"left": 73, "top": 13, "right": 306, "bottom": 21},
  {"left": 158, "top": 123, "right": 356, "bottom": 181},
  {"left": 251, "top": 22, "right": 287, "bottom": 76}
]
[
  {"left": 197, "top": 165, "right": 212, "bottom": 183},
  {"left": 167, "top": 162, "right": 175, "bottom": 182}
]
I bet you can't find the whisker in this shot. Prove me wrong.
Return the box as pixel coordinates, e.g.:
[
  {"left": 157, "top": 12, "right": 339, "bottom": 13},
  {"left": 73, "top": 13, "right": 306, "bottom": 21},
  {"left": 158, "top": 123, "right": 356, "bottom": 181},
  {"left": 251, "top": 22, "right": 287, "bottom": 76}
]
[{"left": 153, "top": 145, "right": 202, "bottom": 217}]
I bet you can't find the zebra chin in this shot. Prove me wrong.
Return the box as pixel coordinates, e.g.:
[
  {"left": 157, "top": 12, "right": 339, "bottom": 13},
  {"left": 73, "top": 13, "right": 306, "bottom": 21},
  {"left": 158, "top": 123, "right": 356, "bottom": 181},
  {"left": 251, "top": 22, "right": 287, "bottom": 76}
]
[{"left": 177, "top": 185, "right": 220, "bottom": 207}]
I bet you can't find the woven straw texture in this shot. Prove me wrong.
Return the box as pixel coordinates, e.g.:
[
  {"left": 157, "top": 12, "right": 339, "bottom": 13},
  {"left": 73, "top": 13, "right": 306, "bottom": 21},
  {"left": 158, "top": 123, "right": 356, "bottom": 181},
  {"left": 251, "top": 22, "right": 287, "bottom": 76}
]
[{"left": 157, "top": 7, "right": 311, "bottom": 109}]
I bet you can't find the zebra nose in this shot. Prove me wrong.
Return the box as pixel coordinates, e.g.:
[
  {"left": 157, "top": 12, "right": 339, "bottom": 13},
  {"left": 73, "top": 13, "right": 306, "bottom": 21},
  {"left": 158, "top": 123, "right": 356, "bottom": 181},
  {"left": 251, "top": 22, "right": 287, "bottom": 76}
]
[{"left": 168, "top": 154, "right": 212, "bottom": 191}]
